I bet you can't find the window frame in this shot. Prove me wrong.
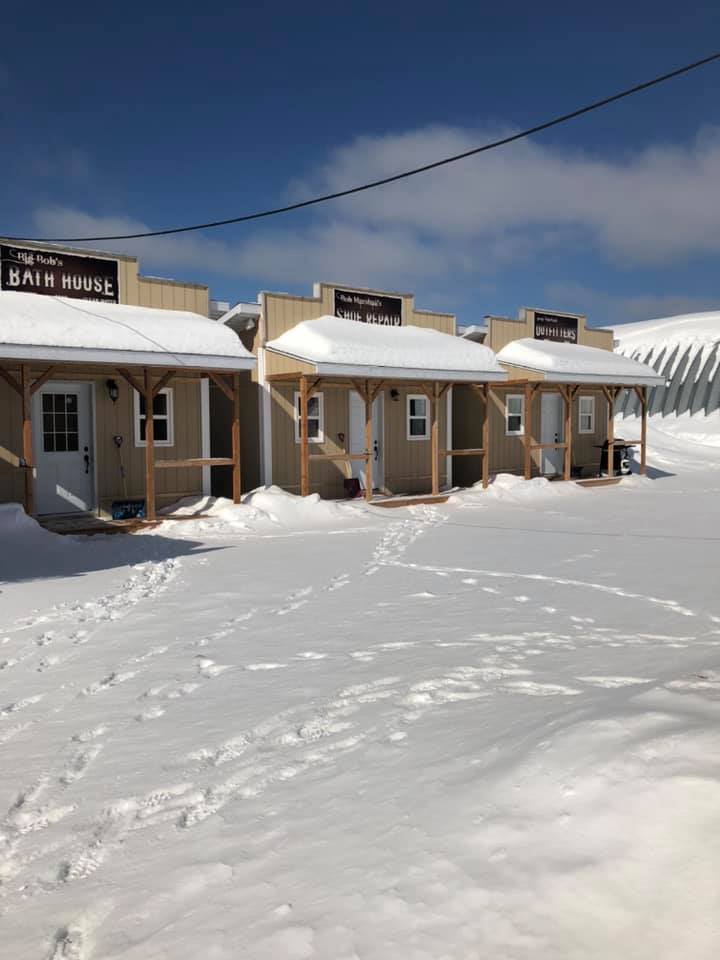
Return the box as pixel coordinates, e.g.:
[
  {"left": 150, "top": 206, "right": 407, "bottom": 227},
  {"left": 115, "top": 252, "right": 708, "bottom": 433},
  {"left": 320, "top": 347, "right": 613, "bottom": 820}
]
[
  {"left": 406, "top": 393, "right": 430, "bottom": 441},
  {"left": 505, "top": 393, "right": 525, "bottom": 436},
  {"left": 578, "top": 395, "right": 595, "bottom": 434},
  {"left": 293, "top": 390, "right": 325, "bottom": 444},
  {"left": 133, "top": 387, "right": 175, "bottom": 448}
]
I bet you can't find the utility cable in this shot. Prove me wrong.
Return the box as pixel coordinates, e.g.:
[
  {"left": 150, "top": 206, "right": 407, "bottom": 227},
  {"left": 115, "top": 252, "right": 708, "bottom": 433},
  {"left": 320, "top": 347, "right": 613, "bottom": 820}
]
[{"left": 7, "top": 52, "right": 720, "bottom": 244}]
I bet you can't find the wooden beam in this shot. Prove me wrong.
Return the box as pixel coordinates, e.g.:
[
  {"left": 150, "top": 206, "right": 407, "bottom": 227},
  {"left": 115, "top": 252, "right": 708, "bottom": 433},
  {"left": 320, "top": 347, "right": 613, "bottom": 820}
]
[
  {"left": 308, "top": 453, "right": 367, "bottom": 462},
  {"left": 439, "top": 448, "right": 486, "bottom": 457},
  {"left": 364, "top": 379, "right": 373, "bottom": 502},
  {"left": 369, "top": 380, "right": 386, "bottom": 403},
  {"left": 523, "top": 383, "right": 534, "bottom": 480},
  {"left": 143, "top": 367, "right": 156, "bottom": 521},
  {"left": 208, "top": 371, "right": 233, "bottom": 402},
  {"left": 0, "top": 443, "right": 23, "bottom": 469},
  {"left": 117, "top": 367, "right": 144, "bottom": 396},
  {"left": 481, "top": 383, "right": 490, "bottom": 490},
  {"left": 530, "top": 442, "right": 569, "bottom": 450},
  {"left": 21, "top": 364, "right": 33, "bottom": 516},
  {"left": 30, "top": 366, "right": 57, "bottom": 395},
  {"left": 639, "top": 385, "right": 647, "bottom": 476},
  {"left": 232, "top": 373, "right": 241, "bottom": 503},
  {"left": 299, "top": 374, "right": 310, "bottom": 497},
  {"left": 431, "top": 382, "right": 440, "bottom": 496},
  {"left": 154, "top": 457, "right": 235, "bottom": 469},
  {"left": 351, "top": 379, "right": 368, "bottom": 401},
  {"left": 561, "top": 385, "right": 572, "bottom": 481},
  {"left": 0, "top": 366, "right": 22, "bottom": 396},
  {"left": 153, "top": 370, "right": 175, "bottom": 397}
]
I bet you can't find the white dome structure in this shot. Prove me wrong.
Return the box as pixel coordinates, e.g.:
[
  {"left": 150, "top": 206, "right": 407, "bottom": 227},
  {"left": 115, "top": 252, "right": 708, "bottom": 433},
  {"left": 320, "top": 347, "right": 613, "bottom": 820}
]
[{"left": 614, "top": 312, "right": 720, "bottom": 419}]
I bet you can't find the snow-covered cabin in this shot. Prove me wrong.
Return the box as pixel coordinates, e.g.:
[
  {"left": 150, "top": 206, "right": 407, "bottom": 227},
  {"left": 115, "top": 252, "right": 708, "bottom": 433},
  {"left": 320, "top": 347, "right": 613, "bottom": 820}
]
[
  {"left": 0, "top": 241, "right": 255, "bottom": 521},
  {"left": 225, "top": 282, "right": 506, "bottom": 500},
  {"left": 453, "top": 307, "right": 664, "bottom": 482}
]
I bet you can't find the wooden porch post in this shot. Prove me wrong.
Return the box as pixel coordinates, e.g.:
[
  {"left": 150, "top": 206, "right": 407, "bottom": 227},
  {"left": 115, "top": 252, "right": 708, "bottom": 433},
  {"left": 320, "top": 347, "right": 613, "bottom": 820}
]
[
  {"left": 639, "top": 385, "right": 648, "bottom": 475},
  {"left": 21, "top": 364, "right": 33, "bottom": 516},
  {"left": 481, "top": 384, "right": 490, "bottom": 489},
  {"left": 364, "top": 379, "right": 373, "bottom": 502},
  {"left": 523, "top": 383, "right": 533, "bottom": 480},
  {"left": 232, "top": 373, "right": 241, "bottom": 503},
  {"left": 562, "top": 386, "right": 572, "bottom": 481},
  {"left": 431, "top": 382, "right": 440, "bottom": 496},
  {"left": 299, "top": 374, "right": 309, "bottom": 497},
  {"left": 143, "top": 368, "right": 156, "bottom": 521},
  {"left": 604, "top": 386, "right": 615, "bottom": 479}
]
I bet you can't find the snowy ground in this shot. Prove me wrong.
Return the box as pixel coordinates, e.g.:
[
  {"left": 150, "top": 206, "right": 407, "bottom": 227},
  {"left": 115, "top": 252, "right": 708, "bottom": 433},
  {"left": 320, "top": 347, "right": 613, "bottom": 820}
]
[{"left": 2, "top": 422, "right": 720, "bottom": 959}]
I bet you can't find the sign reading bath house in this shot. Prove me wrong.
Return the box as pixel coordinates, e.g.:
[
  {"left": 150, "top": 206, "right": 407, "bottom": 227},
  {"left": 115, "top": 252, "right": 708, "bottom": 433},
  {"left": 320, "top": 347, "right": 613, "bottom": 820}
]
[
  {"left": 334, "top": 288, "right": 402, "bottom": 326},
  {"left": 533, "top": 311, "right": 578, "bottom": 344},
  {"left": 0, "top": 245, "right": 119, "bottom": 303}
]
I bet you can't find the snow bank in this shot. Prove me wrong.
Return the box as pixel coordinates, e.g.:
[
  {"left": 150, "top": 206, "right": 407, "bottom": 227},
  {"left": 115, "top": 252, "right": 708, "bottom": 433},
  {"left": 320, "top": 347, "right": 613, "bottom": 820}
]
[
  {"left": 266, "top": 315, "right": 505, "bottom": 378},
  {"left": 157, "top": 486, "right": 384, "bottom": 537},
  {"left": 450, "top": 472, "right": 586, "bottom": 507},
  {"left": 0, "top": 290, "right": 253, "bottom": 364},
  {"left": 0, "top": 502, "right": 56, "bottom": 543},
  {"left": 497, "top": 337, "right": 664, "bottom": 385}
]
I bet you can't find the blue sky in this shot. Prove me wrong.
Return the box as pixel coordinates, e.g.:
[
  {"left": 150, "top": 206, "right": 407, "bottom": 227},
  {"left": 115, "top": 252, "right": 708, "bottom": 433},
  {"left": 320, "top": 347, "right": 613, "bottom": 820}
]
[{"left": 2, "top": 1, "right": 720, "bottom": 327}]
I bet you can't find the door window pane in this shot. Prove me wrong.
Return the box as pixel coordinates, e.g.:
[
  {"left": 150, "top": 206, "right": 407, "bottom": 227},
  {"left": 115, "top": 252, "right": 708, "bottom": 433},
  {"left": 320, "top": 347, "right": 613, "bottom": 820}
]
[{"left": 41, "top": 393, "right": 80, "bottom": 455}]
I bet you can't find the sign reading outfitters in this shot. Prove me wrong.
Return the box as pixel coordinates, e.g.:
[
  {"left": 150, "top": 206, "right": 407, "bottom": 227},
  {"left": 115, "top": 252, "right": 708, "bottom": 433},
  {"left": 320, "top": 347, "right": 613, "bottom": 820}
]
[
  {"left": 334, "top": 288, "right": 402, "bottom": 326},
  {"left": 533, "top": 311, "right": 578, "bottom": 344},
  {"left": 1, "top": 245, "right": 119, "bottom": 303}
]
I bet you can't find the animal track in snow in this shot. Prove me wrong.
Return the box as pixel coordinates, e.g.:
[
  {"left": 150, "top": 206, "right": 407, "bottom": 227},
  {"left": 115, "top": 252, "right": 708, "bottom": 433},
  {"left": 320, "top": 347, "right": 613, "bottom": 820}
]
[
  {"left": 245, "top": 662, "right": 287, "bottom": 671},
  {"left": 195, "top": 656, "right": 231, "bottom": 679},
  {"left": 294, "top": 651, "right": 327, "bottom": 660},
  {"left": 1, "top": 693, "right": 44, "bottom": 716},
  {"left": 500, "top": 680, "right": 582, "bottom": 697}
]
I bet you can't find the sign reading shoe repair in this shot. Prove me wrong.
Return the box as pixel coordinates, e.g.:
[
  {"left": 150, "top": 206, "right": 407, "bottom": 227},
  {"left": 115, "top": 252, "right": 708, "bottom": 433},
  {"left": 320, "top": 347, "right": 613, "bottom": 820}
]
[
  {"left": 334, "top": 288, "right": 402, "bottom": 326},
  {"left": 1, "top": 245, "right": 119, "bottom": 303},
  {"left": 533, "top": 311, "right": 578, "bottom": 344}
]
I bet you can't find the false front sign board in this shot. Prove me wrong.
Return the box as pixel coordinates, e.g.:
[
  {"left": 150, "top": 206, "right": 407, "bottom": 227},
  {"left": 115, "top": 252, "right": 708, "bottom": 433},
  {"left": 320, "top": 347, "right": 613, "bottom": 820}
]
[{"left": 0, "top": 245, "right": 119, "bottom": 303}]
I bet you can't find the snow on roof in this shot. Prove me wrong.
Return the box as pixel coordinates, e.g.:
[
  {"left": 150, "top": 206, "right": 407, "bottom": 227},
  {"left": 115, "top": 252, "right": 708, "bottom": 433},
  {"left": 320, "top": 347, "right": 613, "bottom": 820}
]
[
  {"left": 614, "top": 312, "right": 720, "bottom": 382},
  {"left": 0, "top": 290, "right": 255, "bottom": 370},
  {"left": 496, "top": 337, "right": 665, "bottom": 386},
  {"left": 266, "top": 315, "right": 506, "bottom": 381}
]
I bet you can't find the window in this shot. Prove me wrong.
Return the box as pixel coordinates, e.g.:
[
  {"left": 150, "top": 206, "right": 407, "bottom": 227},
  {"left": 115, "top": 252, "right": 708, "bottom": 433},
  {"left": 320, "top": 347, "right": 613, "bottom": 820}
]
[
  {"left": 578, "top": 395, "right": 595, "bottom": 434},
  {"left": 407, "top": 394, "right": 429, "bottom": 440},
  {"left": 505, "top": 394, "right": 525, "bottom": 435},
  {"left": 294, "top": 391, "right": 324, "bottom": 443},
  {"left": 134, "top": 388, "right": 174, "bottom": 446},
  {"left": 42, "top": 392, "right": 79, "bottom": 453}
]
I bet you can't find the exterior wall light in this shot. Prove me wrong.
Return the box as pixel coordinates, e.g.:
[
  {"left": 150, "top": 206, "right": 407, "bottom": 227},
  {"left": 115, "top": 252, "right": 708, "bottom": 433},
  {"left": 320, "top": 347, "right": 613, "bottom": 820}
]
[
  {"left": 106, "top": 378, "right": 119, "bottom": 403},
  {"left": 390, "top": 389, "right": 400, "bottom": 401}
]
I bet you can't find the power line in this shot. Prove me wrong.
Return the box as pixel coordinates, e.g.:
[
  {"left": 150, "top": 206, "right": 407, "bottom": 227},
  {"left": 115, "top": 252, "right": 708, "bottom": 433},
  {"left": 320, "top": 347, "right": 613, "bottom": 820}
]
[{"left": 8, "top": 51, "right": 720, "bottom": 244}]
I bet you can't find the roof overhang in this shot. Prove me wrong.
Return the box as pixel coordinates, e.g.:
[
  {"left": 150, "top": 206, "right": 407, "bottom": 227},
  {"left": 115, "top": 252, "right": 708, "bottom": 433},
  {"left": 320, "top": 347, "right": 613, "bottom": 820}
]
[
  {"left": 498, "top": 361, "right": 665, "bottom": 387},
  {"left": 266, "top": 346, "right": 507, "bottom": 382},
  {"left": 0, "top": 343, "right": 256, "bottom": 371}
]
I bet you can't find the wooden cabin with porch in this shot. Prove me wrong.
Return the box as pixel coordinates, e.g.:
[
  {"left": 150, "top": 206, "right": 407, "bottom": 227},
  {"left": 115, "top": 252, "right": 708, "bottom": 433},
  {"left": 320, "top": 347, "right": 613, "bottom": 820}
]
[
  {"left": 252, "top": 284, "right": 508, "bottom": 501},
  {"left": 0, "top": 289, "right": 255, "bottom": 525},
  {"left": 453, "top": 308, "right": 665, "bottom": 483}
]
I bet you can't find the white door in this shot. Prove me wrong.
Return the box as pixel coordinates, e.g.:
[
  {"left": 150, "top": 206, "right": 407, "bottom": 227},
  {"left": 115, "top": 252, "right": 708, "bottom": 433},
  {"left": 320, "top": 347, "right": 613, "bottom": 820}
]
[
  {"left": 348, "top": 391, "right": 384, "bottom": 490},
  {"left": 540, "top": 392, "right": 564, "bottom": 476},
  {"left": 33, "top": 382, "right": 95, "bottom": 514}
]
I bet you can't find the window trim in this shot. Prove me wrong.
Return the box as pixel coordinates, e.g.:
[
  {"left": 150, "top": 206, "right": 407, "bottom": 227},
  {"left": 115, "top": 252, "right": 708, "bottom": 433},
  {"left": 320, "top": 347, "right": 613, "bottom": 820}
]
[
  {"left": 406, "top": 393, "right": 430, "bottom": 441},
  {"left": 505, "top": 393, "right": 525, "bottom": 436},
  {"left": 578, "top": 395, "right": 595, "bottom": 434},
  {"left": 293, "top": 390, "right": 325, "bottom": 444},
  {"left": 133, "top": 387, "right": 175, "bottom": 448}
]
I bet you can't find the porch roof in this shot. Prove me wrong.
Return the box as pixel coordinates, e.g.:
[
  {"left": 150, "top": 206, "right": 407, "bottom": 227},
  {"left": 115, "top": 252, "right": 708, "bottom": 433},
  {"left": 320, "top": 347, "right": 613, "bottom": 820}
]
[
  {"left": 496, "top": 338, "right": 665, "bottom": 387},
  {"left": 0, "top": 290, "right": 255, "bottom": 371},
  {"left": 265, "top": 315, "right": 507, "bottom": 382}
]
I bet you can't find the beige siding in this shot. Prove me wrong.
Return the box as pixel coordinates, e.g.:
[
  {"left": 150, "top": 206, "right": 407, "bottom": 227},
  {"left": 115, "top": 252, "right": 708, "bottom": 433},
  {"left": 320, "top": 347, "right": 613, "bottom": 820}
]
[
  {"left": 0, "top": 371, "right": 205, "bottom": 513},
  {"left": 0, "top": 380, "right": 24, "bottom": 504},
  {"left": 487, "top": 308, "right": 613, "bottom": 354},
  {"left": 383, "top": 386, "right": 448, "bottom": 494},
  {"left": 270, "top": 383, "right": 349, "bottom": 498},
  {"left": 209, "top": 372, "right": 260, "bottom": 497}
]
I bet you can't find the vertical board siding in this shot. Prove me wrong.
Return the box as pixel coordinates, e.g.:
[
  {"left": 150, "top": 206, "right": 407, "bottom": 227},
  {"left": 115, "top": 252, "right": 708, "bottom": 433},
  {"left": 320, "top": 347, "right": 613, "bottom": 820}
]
[
  {"left": 0, "top": 379, "right": 24, "bottom": 503},
  {"left": 383, "top": 386, "right": 448, "bottom": 494}
]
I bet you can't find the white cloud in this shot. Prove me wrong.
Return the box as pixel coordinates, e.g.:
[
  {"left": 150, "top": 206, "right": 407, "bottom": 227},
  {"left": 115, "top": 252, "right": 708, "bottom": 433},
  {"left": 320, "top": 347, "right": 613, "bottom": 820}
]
[
  {"left": 30, "top": 122, "right": 720, "bottom": 308},
  {"left": 295, "top": 124, "right": 720, "bottom": 264},
  {"left": 545, "top": 281, "right": 720, "bottom": 327}
]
